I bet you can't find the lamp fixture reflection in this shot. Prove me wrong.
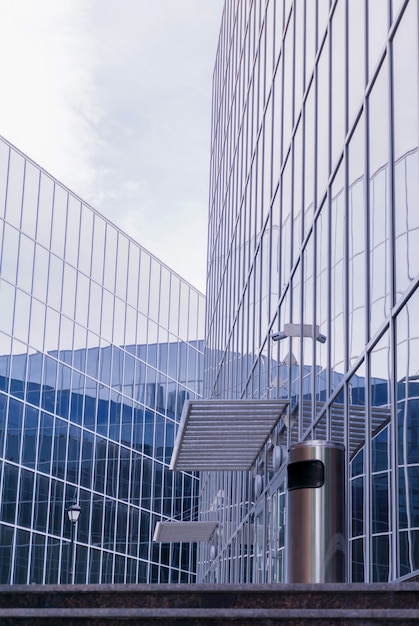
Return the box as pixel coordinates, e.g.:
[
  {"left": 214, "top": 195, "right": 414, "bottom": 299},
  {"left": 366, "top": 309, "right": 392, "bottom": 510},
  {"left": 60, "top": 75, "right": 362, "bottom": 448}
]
[
  {"left": 67, "top": 502, "right": 81, "bottom": 584},
  {"left": 271, "top": 323, "right": 327, "bottom": 344}
]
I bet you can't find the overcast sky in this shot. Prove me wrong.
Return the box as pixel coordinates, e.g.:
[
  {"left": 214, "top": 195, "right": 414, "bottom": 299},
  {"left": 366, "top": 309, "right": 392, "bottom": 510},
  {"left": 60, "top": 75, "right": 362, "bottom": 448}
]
[{"left": 0, "top": 1, "right": 224, "bottom": 293}]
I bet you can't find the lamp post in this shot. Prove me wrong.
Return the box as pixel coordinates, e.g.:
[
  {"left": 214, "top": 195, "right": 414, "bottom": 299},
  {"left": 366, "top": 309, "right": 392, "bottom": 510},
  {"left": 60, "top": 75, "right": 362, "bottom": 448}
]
[{"left": 67, "top": 502, "right": 81, "bottom": 584}]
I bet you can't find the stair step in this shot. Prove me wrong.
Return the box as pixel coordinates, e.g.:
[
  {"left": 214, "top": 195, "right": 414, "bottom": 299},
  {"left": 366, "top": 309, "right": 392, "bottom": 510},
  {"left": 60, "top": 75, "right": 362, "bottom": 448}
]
[{"left": 0, "top": 583, "right": 419, "bottom": 624}]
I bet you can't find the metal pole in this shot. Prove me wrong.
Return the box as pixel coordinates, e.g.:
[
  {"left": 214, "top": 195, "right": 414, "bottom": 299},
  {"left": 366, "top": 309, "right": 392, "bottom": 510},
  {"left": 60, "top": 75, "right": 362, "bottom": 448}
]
[{"left": 70, "top": 522, "right": 75, "bottom": 584}]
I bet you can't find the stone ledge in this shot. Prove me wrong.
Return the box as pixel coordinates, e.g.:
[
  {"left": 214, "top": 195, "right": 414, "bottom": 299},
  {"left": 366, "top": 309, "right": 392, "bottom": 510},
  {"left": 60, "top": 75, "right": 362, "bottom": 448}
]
[{"left": 0, "top": 583, "right": 419, "bottom": 624}]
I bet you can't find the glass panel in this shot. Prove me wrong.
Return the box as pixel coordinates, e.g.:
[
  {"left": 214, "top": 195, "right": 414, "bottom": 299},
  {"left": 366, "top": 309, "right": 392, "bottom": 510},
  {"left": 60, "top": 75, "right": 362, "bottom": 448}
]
[
  {"left": 50, "top": 184, "right": 67, "bottom": 257},
  {"left": 0, "top": 140, "right": 10, "bottom": 219},
  {"left": 370, "top": 332, "right": 390, "bottom": 419},
  {"left": 372, "top": 473, "right": 389, "bottom": 533},
  {"left": 44, "top": 308, "right": 60, "bottom": 353},
  {"left": 304, "top": 83, "right": 315, "bottom": 231},
  {"left": 17, "top": 233, "right": 35, "bottom": 293},
  {"left": 62, "top": 264, "right": 77, "bottom": 319},
  {"left": 348, "top": 0, "right": 365, "bottom": 126},
  {"left": 47, "top": 254, "right": 63, "bottom": 311},
  {"left": 127, "top": 243, "right": 140, "bottom": 308},
  {"left": 316, "top": 36, "right": 330, "bottom": 203},
  {"left": 1, "top": 223, "right": 19, "bottom": 284},
  {"left": 330, "top": 0, "right": 345, "bottom": 167},
  {"left": 280, "top": 156, "right": 291, "bottom": 291},
  {"left": 5, "top": 149, "right": 24, "bottom": 229},
  {"left": 13, "top": 290, "right": 31, "bottom": 344},
  {"left": 393, "top": 1, "right": 419, "bottom": 299},
  {"left": 91, "top": 214, "right": 106, "bottom": 283},
  {"left": 65, "top": 196, "right": 81, "bottom": 267},
  {"left": 348, "top": 115, "right": 366, "bottom": 365},
  {"left": 148, "top": 259, "right": 161, "bottom": 323},
  {"left": 396, "top": 286, "right": 419, "bottom": 550},
  {"left": 75, "top": 273, "right": 90, "bottom": 328},
  {"left": 113, "top": 297, "right": 126, "bottom": 347},
  {"left": 78, "top": 204, "right": 93, "bottom": 275},
  {"left": 21, "top": 160, "right": 40, "bottom": 238},
  {"left": 88, "top": 281, "right": 102, "bottom": 335},
  {"left": 169, "top": 275, "right": 180, "bottom": 335},
  {"left": 18, "top": 469, "right": 34, "bottom": 525},
  {"left": 368, "top": 0, "right": 388, "bottom": 80},
  {"left": 138, "top": 250, "right": 150, "bottom": 316},
  {"left": 282, "top": 19, "right": 293, "bottom": 154},
  {"left": 32, "top": 244, "right": 49, "bottom": 303},
  {"left": 330, "top": 165, "right": 345, "bottom": 379},
  {"left": 292, "top": 120, "right": 303, "bottom": 260},
  {"left": 115, "top": 234, "right": 129, "bottom": 300},
  {"left": 36, "top": 173, "right": 54, "bottom": 248},
  {"left": 103, "top": 224, "right": 117, "bottom": 291},
  {"left": 368, "top": 59, "right": 390, "bottom": 337}
]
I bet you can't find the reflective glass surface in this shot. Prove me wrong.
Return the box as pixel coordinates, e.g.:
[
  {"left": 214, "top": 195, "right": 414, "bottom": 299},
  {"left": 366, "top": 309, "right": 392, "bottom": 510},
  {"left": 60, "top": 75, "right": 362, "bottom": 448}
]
[
  {"left": 0, "top": 137, "right": 204, "bottom": 584},
  {"left": 203, "top": 0, "right": 419, "bottom": 584}
]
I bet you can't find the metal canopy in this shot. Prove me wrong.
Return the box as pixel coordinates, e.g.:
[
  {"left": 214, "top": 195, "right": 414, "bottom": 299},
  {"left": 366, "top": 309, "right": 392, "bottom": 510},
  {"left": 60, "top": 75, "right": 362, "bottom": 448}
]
[
  {"left": 280, "top": 401, "right": 391, "bottom": 458},
  {"left": 170, "top": 399, "right": 289, "bottom": 471},
  {"left": 153, "top": 521, "right": 218, "bottom": 543}
]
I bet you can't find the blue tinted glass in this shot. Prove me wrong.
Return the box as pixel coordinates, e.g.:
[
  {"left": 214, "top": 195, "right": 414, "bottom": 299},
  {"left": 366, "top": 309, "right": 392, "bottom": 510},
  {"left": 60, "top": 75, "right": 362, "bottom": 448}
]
[
  {"left": 109, "top": 392, "right": 121, "bottom": 442},
  {"left": 96, "top": 387, "right": 109, "bottom": 437},
  {"left": 0, "top": 352, "right": 11, "bottom": 392},
  {"left": 100, "top": 346, "right": 112, "bottom": 386},
  {"left": 372, "top": 473, "right": 389, "bottom": 533},
  {"left": 52, "top": 418, "right": 67, "bottom": 479},
  {"left": 6, "top": 398, "right": 23, "bottom": 462},
  {"left": 406, "top": 399, "right": 419, "bottom": 464},
  {"left": 86, "top": 346, "right": 100, "bottom": 379},
  {"left": 372, "top": 535, "right": 389, "bottom": 582},
  {"left": 119, "top": 449, "right": 130, "bottom": 500},
  {"left": 155, "top": 414, "right": 165, "bottom": 462},
  {"left": 42, "top": 357, "right": 57, "bottom": 412},
  {"left": 407, "top": 466, "right": 419, "bottom": 527},
  {"left": 67, "top": 425, "right": 81, "bottom": 483},
  {"left": 49, "top": 480, "right": 64, "bottom": 535},
  {"left": 144, "top": 410, "right": 154, "bottom": 456},
  {"left": 27, "top": 352, "right": 42, "bottom": 407},
  {"left": 93, "top": 438, "right": 106, "bottom": 494},
  {"left": 33, "top": 473, "right": 49, "bottom": 533},
  {"left": 121, "top": 401, "right": 133, "bottom": 446},
  {"left": 372, "top": 428, "right": 388, "bottom": 472},
  {"left": 10, "top": 352, "right": 26, "bottom": 400},
  {"left": 70, "top": 372, "right": 84, "bottom": 424},
  {"left": 351, "top": 477, "right": 364, "bottom": 537},
  {"left": 77, "top": 489, "right": 91, "bottom": 544},
  {"left": 1, "top": 463, "right": 18, "bottom": 523},
  {"left": 351, "top": 448, "right": 364, "bottom": 477},
  {"left": 14, "top": 528, "right": 31, "bottom": 584},
  {"left": 22, "top": 405, "right": 38, "bottom": 467},
  {"left": 81, "top": 431, "right": 94, "bottom": 489}
]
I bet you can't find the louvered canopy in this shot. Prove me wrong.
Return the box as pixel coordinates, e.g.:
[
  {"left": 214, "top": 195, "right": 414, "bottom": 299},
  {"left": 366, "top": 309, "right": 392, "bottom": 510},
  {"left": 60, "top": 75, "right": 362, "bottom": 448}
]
[
  {"left": 153, "top": 521, "right": 218, "bottom": 543},
  {"left": 170, "top": 399, "right": 289, "bottom": 471}
]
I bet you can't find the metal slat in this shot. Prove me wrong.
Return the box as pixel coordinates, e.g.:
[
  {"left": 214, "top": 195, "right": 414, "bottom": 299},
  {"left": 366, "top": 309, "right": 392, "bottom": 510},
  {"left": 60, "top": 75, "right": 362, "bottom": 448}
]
[{"left": 170, "top": 399, "right": 289, "bottom": 471}]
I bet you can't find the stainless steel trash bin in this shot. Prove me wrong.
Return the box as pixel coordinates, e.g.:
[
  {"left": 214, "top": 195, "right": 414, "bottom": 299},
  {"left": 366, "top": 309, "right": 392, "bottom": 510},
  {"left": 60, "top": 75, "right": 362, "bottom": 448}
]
[{"left": 286, "top": 440, "right": 346, "bottom": 583}]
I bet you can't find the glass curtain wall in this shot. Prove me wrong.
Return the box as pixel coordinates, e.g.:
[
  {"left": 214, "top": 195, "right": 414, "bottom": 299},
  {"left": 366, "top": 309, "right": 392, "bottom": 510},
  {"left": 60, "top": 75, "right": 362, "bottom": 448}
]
[
  {"left": 0, "top": 135, "right": 205, "bottom": 584},
  {"left": 202, "top": 0, "right": 418, "bottom": 582}
]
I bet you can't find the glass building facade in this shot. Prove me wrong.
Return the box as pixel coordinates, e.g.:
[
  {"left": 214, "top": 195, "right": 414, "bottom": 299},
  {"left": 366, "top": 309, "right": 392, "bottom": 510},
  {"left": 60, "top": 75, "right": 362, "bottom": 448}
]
[
  {"left": 0, "top": 135, "right": 205, "bottom": 584},
  {"left": 200, "top": 0, "right": 419, "bottom": 583}
]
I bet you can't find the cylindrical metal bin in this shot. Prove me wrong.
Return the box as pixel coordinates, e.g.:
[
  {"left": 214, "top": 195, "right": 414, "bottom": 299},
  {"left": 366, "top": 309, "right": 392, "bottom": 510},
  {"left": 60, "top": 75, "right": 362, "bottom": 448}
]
[{"left": 286, "top": 440, "right": 346, "bottom": 583}]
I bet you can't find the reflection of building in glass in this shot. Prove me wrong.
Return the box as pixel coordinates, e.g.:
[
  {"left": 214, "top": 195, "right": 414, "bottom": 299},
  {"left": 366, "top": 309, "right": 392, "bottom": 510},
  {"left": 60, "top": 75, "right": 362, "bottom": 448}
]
[
  {"left": 197, "top": 0, "right": 419, "bottom": 583},
  {"left": 0, "top": 135, "right": 205, "bottom": 584}
]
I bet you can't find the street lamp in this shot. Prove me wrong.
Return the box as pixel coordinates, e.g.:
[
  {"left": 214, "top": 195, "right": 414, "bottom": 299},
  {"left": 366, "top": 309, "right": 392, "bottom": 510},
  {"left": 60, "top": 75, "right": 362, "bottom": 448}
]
[{"left": 67, "top": 502, "right": 81, "bottom": 584}]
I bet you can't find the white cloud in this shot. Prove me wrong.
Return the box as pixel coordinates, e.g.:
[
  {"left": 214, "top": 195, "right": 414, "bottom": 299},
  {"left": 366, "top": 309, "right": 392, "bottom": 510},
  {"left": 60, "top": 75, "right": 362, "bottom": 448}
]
[{"left": 0, "top": 0, "right": 224, "bottom": 291}]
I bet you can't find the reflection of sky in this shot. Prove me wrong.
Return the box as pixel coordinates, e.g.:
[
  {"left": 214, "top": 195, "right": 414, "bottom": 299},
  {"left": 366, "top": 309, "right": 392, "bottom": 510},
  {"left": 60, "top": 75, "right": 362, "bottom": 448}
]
[{"left": 0, "top": 1, "right": 224, "bottom": 292}]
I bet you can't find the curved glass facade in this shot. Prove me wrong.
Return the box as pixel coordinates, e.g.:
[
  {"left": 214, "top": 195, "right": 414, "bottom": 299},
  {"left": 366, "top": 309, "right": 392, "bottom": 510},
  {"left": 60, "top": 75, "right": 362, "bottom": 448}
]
[
  {"left": 201, "top": 0, "right": 418, "bottom": 582},
  {"left": 0, "top": 136, "right": 205, "bottom": 583}
]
